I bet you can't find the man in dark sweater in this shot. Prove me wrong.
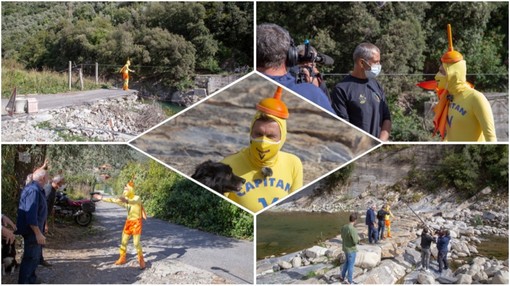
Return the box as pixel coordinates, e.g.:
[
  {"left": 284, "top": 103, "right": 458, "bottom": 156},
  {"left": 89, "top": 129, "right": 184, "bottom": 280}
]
[
  {"left": 330, "top": 43, "right": 391, "bottom": 141},
  {"left": 420, "top": 228, "right": 436, "bottom": 272}
]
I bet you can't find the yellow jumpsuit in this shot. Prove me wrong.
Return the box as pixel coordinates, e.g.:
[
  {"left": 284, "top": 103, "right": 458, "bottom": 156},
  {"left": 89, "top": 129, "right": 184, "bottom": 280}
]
[
  {"left": 384, "top": 206, "right": 394, "bottom": 238},
  {"left": 103, "top": 185, "right": 146, "bottom": 269},
  {"left": 119, "top": 60, "right": 134, "bottom": 90},
  {"left": 442, "top": 60, "right": 497, "bottom": 142}
]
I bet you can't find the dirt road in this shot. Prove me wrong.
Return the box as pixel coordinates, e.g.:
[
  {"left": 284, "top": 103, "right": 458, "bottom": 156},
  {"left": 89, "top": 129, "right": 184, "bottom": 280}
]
[{"left": 4, "top": 201, "right": 253, "bottom": 284}]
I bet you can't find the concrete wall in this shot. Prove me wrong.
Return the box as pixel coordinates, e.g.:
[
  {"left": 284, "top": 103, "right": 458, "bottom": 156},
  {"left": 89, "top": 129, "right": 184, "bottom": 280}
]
[{"left": 487, "top": 93, "right": 508, "bottom": 142}]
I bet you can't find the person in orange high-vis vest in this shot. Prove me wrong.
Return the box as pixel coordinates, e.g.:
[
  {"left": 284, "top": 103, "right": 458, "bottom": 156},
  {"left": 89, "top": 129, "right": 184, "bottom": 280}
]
[
  {"left": 102, "top": 181, "right": 147, "bottom": 269},
  {"left": 119, "top": 60, "right": 134, "bottom": 90}
]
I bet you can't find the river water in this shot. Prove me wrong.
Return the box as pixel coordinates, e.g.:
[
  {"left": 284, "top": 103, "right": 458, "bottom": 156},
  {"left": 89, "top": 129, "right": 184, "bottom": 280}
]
[
  {"left": 257, "top": 211, "right": 350, "bottom": 260},
  {"left": 257, "top": 211, "right": 509, "bottom": 261}
]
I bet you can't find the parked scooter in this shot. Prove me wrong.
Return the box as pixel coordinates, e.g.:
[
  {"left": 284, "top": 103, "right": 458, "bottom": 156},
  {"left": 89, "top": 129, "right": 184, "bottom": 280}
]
[{"left": 53, "top": 191, "right": 101, "bottom": 226}]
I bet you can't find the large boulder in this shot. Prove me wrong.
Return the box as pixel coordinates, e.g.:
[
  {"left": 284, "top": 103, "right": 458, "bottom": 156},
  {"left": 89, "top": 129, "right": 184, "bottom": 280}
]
[
  {"left": 356, "top": 259, "right": 406, "bottom": 284},
  {"left": 417, "top": 272, "right": 436, "bottom": 284},
  {"left": 472, "top": 270, "right": 489, "bottom": 283},
  {"left": 467, "top": 263, "right": 482, "bottom": 277},
  {"left": 304, "top": 246, "right": 328, "bottom": 259},
  {"left": 456, "top": 274, "right": 472, "bottom": 284},
  {"left": 490, "top": 271, "right": 509, "bottom": 284},
  {"left": 403, "top": 248, "right": 421, "bottom": 265},
  {"left": 278, "top": 260, "right": 292, "bottom": 270},
  {"left": 451, "top": 240, "right": 470, "bottom": 257},
  {"left": 355, "top": 245, "right": 382, "bottom": 269},
  {"left": 325, "top": 247, "right": 343, "bottom": 259},
  {"left": 291, "top": 256, "right": 302, "bottom": 268}
]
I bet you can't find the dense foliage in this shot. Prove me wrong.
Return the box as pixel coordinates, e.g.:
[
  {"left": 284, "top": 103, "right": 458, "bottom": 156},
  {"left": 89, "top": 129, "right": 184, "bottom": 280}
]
[
  {"left": 258, "top": 2, "right": 508, "bottom": 141},
  {"left": 2, "top": 2, "right": 253, "bottom": 90},
  {"left": 425, "top": 145, "right": 509, "bottom": 197},
  {"left": 323, "top": 145, "right": 508, "bottom": 199},
  {"left": 1, "top": 145, "right": 253, "bottom": 239}
]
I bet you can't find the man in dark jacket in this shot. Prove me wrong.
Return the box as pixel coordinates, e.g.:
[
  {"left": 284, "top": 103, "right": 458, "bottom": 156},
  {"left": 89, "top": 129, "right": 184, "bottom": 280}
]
[
  {"left": 436, "top": 229, "right": 451, "bottom": 274},
  {"left": 420, "top": 228, "right": 436, "bottom": 272},
  {"left": 376, "top": 206, "right": 388, "bottom": 240},
  {"left": 16, "top": 169, "right": 48, "bottom": 284},
  {"left": 365, "top": 204, "right": 378, "bottom": 244}
]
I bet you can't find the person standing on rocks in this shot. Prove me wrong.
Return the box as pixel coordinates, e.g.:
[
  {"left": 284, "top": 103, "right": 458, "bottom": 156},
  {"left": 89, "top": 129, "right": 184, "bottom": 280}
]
[
  {"left": 420, "top": 228, "right": 436, "bottom": 272},
  {"left": 222, "top": 87, "right": 303, "bottom": 212},
  {"left": 365, "top": 204, "right": 378, "bottom": 244},
  {"left": 376, "top": 205, "right": 389, "bottom": 240},
  {"left": 436, "top": 229, "right": 451, "bottom": 274},
  {"left": 383, "top": 204, "right": 395, "bottom": 238},
  {"left": 340, "top": 213, "right": 360, "bottom": 284}
]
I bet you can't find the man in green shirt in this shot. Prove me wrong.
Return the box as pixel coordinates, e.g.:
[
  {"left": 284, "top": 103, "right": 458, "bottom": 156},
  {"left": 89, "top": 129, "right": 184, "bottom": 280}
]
[{"left": 340, "top": 213, "right": 359, "bottom": 284}]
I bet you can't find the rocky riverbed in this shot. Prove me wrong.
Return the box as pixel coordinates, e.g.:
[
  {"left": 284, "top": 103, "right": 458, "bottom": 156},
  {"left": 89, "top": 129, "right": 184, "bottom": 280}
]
[
  {"left": 1, "top": 94, "right": 166, "bottom": 142},
  {"left": 257, "top": 188, "right": 509, "bottom": 284}
]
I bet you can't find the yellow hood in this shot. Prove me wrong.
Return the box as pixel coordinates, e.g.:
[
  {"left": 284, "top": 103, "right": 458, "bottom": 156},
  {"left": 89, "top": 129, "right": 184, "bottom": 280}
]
[
  {"left": 248, "top": 111, "right": 287, "bottom": 167},
  {"left": 443, "top": 60, "right": 471, "bottom": 97}
]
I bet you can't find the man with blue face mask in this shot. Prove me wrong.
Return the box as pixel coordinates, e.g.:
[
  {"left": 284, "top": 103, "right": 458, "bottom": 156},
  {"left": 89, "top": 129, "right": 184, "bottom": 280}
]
[
  {"left": 330, "top": 43, "right": 392, "bottom": 141},
  {"left": 222, "top": 87, "right": 303, "bottom": 213}
]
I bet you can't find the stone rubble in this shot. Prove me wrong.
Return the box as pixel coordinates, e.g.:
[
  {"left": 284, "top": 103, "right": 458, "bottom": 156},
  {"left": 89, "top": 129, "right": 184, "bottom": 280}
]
[{"left": 2, "top": 94, "right": 167, "bottom": 142}]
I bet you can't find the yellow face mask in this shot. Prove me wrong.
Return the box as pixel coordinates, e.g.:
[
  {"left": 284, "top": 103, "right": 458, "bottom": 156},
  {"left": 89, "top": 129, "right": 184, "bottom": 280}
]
[
  {"left": 435, "top": 71, "right": 447, "bottom": 90},
  {"left": 123, "top": 185, "right": 135, "bottom": 199},
  {"left": 247, "top": 111, "right": 287, "bottom": 167},
  {"left": 249, "top": 136, "right": 281, "bottom": 164}
]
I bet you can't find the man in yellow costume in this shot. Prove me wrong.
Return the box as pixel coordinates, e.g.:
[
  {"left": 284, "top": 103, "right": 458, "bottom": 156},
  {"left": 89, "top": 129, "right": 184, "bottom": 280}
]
[
  {"left": 222, "top": 87, "right": 303, "bottom": 212},
  {"left": 102, "top": 181, "right": 146, "bottom": 269},
  {"left": 119, "top": 59, "right": 135, "bottom": 90},
  {"left": 383, "top": 204, "right": 395, "bottom": 238},
  {"left": 433, "top": 24, "right": 496, "bottom": 141}
]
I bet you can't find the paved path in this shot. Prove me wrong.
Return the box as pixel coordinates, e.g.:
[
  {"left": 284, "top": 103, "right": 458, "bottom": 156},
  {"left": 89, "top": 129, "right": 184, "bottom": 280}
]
[
  {"left": 4, "top": 200, "right": 254, "bottom": 284},
  {"left": 96, "top": 201, "right": 254, "bottom": 284},
  {"left": 1, "top": 89, "right": 136, "bottom": 114}
]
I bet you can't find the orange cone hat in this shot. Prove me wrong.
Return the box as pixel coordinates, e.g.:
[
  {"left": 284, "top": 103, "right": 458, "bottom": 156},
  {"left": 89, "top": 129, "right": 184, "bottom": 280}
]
[
  {"left": 441, "top": 24, "right": 463, "bottom": 63},
  {"left": 256, "top": 86, "right": 289, "bottom": 119}
]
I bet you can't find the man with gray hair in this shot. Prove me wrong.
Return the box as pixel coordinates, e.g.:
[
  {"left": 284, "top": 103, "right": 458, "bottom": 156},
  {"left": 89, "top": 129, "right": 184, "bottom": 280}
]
[
  {"left": 365, "top": 203, "right": 378, "bottom": 244},
  {"left": 39, "top": 174, "right": 65, "bottom": 267},
  {"left": 256, "top": 23, "right": 334, "bottom": 114},
  {"left": 330, "top": 43, "right": 391, "bottom": 141},
  {"left": 16, "top": 168, "right": 48, "bottom": 283}
]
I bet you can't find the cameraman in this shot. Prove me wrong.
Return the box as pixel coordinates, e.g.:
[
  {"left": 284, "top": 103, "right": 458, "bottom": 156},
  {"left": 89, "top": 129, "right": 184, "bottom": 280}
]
[
  {"left": 436, "top": 228, "right": 451, "bottom": 274},
  {"left": 256, "top": 23, "right": 334, "bottom": 114},
  {"left": 292, "top": 43, "right": 333, "bottom": 102}
]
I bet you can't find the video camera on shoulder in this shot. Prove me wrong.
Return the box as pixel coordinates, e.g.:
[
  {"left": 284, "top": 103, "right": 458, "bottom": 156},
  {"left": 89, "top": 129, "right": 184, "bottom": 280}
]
[{"left": 297, "top": 39, "right": 334, "bottom": 66}]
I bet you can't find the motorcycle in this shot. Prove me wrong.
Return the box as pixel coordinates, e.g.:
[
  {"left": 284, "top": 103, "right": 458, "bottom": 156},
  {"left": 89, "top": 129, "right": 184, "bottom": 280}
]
[{"left": 53, "top": 191, "right": 101, "bottom": 226}]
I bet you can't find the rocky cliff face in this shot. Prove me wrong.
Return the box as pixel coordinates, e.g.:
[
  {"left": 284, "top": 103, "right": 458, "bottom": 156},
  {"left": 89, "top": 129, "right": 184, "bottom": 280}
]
[
  {"left": 274, "top": 145, "right": 508, "bottom": 215},
  {"left": 132, "top": 73, "right": 378, "bottom": 182}
]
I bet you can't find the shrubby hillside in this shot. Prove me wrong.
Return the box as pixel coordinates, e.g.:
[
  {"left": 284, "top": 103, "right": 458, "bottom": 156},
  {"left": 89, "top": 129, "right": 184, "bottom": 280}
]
[{"left": 2, "top": 2, "right": 253, "bottom": 89}]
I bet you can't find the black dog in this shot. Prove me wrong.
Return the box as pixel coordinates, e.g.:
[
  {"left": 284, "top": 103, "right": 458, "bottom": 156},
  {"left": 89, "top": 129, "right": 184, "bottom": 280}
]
[
  {"left": 2, "top": 238, "right": 18, "bottom": 275},
  {"left": 191, "top": 160, "right": 246, "bottom": 193}
]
